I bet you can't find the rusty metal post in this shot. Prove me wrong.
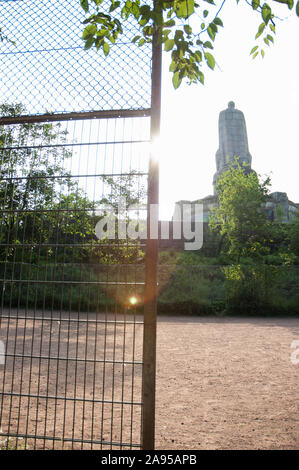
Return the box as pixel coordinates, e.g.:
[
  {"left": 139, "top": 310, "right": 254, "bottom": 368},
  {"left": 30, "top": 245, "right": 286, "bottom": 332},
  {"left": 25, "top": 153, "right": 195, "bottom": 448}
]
[{"left": 142, "top": 1, "right": 162, "bottom": 451}]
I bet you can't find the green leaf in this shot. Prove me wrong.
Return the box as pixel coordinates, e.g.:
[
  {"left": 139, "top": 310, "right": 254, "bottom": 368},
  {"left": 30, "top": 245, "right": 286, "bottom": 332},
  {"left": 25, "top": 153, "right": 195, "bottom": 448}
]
[
  {"left": 109, "top": 1, "right": 121, "bottom": 12},
  {"left": 250, "top": 45, "right": 258, "bottom": 55},
  {"left": 203, "top": 10, "right": 209, "bottom": 18},
  {"left": 80, "top": 0, "right": 89, "bottom": 13},
  {"left": 207, "top": 25, "right": 216, "bottom": 41},
  {"left": 198, "top": 70, "right": 204, "bottom": 84},
  {"left": 252, "top": 0, "right": 260, "bottom": 10},
  {"left": 210, "top": 22, "right": 218, "bottom": 33},
  {"left": 204, "top": 52, "right": 215, "bottom": 69},
  {"left": 255, "top": 22, "right": 266, "bottom": 39},
  {"left": 175, "top": 0, "right": 194, "bottom": 19},
  {"left": 297, "top": 1, "right": 299, "bottom": 15},
  {"left": 103, "top": 42, "right": 110, "bottom": 56},
  {"left": 164, "top": 19, "right": 176, "bottom": 27},
  {"left": 172, "top": 71, "right": 182, "bottom": 89},
  {"left": 213, "top": 17, "right": 223, "bottom": 27},
  {"left": 132, "top": 3, "right": 140, "bottom": 19},
  {"left": 164, "top": 39, "right": 175, "bottom": 51},
  {"left": 132, "top": 35, "right": 141, "bottom": 43},
  {"left": 84, "top": 36, "right": 94, "bottom": 50},
  {"left": 169, "top": 60, "right": 177, "bottom": 72},
  {"left": 261, "top": 49, "right": 265, "bottom": 58},
  {"left": 195, "top": 50, "right": 202, "bottom": 62},
  {"left": 184, "top": 25, "right": 192, "bottom": 35},
  {"left": 288, "top": 0, "right": 294, "bottom": 9},
  {"left": 82, "top": 24, "right": 97, "bottom": 39},
  {"left": 252, "top": 51, "right": 259, "bottom": 59},
  {"left": 262, "top": 4, "right": 272, "bottom": 23},
  {"left": 203, "top": 41, "right": 213, "bottom": 49}
]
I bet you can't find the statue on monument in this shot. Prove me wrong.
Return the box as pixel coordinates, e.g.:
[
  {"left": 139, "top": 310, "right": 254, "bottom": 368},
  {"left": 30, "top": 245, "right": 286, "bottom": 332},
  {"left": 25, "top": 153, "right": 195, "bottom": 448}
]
[{"left": 213, "top": 101, "right": 252, "bottom": 194}]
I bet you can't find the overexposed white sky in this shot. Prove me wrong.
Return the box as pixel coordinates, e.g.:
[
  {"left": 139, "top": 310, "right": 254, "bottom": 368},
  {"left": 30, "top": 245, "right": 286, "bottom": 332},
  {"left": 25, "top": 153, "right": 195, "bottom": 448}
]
[{"left": 159, "top": 2, "right": 299, "bottom": 220}]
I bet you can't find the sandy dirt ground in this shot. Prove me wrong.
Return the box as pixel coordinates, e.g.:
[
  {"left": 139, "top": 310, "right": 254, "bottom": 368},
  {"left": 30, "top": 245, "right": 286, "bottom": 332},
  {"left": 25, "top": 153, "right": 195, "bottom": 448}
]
[
  {"left": 155, "top": 316, "right": 299, "bottom": 450},
  {"left": 1, "top": 312, "right": 299, "bottom": 449}
]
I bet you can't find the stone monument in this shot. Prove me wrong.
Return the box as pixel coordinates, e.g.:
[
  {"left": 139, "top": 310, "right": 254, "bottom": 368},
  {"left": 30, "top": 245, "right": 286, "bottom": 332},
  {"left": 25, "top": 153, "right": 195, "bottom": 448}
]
[
  {"left": 213, "top": 101, "right": 252, "bottom": 194},
  {"left": 174, "top": 101, "right": 298, "bottom": 227}
]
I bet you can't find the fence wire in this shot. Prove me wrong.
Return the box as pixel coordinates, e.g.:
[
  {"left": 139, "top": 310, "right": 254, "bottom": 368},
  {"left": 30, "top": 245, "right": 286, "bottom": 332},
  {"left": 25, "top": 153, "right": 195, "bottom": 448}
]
[
  {"left": 0, "top": 112, "right": 151, "bottom": 449},
  {"left": 0, "top": 0, "right": 158, "bottom": 450},
  {"left": 0, "top": 0, "right": 152, "bottom": 115}
]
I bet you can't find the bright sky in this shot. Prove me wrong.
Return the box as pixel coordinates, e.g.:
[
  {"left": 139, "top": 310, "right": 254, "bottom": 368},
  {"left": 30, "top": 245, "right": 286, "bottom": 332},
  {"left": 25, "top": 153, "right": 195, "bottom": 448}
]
[{"left": 159, "top": 2, "right": 299, "bottom": 220}]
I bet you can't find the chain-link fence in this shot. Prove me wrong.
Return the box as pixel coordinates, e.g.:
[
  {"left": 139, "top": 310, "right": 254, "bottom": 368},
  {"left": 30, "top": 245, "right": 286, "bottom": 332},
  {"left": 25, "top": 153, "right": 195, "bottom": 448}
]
[
  {"left": 0, "top": 0, "right": 159, "bottom": 450},
  {"left": 0, "top": 0, "right": 152, "bottom": 115}
]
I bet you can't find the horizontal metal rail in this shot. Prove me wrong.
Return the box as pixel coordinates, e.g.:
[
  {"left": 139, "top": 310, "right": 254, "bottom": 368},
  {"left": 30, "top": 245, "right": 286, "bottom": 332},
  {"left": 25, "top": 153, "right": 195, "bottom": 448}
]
[
  {"left": 0, "top": 279, "right": 146, "bottom": 285},
  {"left": 0, "top": 392, "right": 143, "bottom": 407},
  {"left": 0, "top": 316, "right": 144, "bottom": 325},
  {"left": 0, "top": 109, "right": 151, "bottom": 126},
  {"left": 0, "top": 207, "right": 146, "bottom": 213},
  {"left": 0, "top": 243, "right": 147, "bottom": 248},
  {"left": 0, "top": 432, "right": 141, "bottom": 448},
  {"left": 0, "top": 139, "right": 150, "bottom": 151},
  {"left": 0, "top": 172, "right": 148, "bottom": 181},
  {"left": 0, "top": 262, "right": 146, "bottom": 267},
  {"left": 3, "top": 353, "right": 143, "bottom": 366}
]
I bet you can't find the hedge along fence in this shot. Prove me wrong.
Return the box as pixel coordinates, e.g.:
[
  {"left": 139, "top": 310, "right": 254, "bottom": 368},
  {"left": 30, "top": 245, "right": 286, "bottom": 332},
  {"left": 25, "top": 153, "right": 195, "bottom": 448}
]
[
  {"left": 0, "top": 262, "right": 145, "bottom": 313},
  {"left": 1, "top": 263, "right": 299, "bottom": 316},
  {"left": 157, "top": 265, "right": 299, "bottom": 316}
]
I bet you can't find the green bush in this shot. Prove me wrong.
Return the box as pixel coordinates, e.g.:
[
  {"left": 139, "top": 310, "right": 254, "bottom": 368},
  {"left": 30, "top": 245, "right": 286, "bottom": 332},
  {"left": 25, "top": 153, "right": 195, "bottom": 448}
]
[{"left": 1, "top": 262, "right": 298, "bottom": 317}]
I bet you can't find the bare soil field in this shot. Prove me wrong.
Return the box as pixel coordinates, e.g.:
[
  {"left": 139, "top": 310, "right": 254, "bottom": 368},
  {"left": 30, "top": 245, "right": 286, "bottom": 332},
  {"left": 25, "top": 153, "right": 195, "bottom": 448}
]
[
  {"left": 155, "top": 316, "right": 299, "bottom": 450},
  {"left": 1, "top": 312, "right": 299, "bottom": 449},
  {"left": 0, "top": 310, "right": 144, "bottom": 450}
]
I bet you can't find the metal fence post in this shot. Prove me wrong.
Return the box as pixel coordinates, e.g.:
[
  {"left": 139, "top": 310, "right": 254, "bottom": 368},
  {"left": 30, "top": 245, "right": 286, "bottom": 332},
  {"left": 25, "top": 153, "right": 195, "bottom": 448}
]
[{"left": 142, "top": 1, "right": 162, "bottom": 451}]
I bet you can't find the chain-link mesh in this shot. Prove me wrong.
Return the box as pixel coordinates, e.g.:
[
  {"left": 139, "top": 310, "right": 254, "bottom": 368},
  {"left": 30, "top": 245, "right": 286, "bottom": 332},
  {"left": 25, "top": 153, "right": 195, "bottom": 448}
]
[{"left": 0, "top": 0, "right": 152, "bottom": 116}]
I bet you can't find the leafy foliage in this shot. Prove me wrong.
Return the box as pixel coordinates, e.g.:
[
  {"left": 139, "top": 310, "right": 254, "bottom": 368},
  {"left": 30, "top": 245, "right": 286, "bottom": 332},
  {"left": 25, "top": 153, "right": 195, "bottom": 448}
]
[
  {"left": 80, "top": 0, "right": 299, "bottom": 88},
  {"left": 0, "top": 103, "right": 75, "bottom": 260},
  {"left": 0, "top": 103, "right": 145, "bottom": 267},
  {"left": 289, "top": 211, "right": 299, "bottom": 257},
  {"left": 156, "top": 260, "right": 299, "bottom": 315},
  {"left": 0, "top": 103, "right": 146, "bottom": 313},
  {"left": 209, "top": 159, "right": 271, "bottom": 262}
]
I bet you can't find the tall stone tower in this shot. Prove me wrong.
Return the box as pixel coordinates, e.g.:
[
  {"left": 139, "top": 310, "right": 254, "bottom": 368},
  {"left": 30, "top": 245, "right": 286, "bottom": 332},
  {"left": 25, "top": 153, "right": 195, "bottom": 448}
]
[
  {"left": 213, "top": 101, "right": 252, "bottom": 194},
  {"left": 174, "top": 101, "right": 298, "bottom": 226}
]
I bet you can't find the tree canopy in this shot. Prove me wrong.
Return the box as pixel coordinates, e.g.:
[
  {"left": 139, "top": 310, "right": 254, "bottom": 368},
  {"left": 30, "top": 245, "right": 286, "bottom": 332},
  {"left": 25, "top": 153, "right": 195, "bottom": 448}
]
[
  {"left": 0, "top": 103, "right": 145, "bottom": 265},
  {"left": 80, "top": 0, "right": 299, "bottom": 88},
  {"left": 209, "top": 160, "right": 272, "bottom": 262}
]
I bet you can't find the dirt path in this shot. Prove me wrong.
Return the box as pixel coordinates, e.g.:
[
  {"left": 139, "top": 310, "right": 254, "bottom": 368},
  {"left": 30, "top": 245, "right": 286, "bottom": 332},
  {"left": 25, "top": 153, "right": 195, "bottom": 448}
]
[{"left": 155, "top": 316, "right": 299, "bottom": 449}]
